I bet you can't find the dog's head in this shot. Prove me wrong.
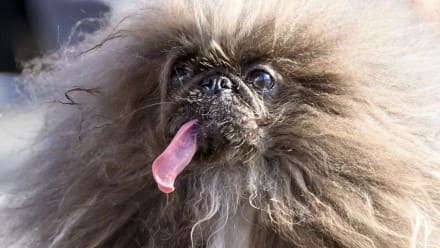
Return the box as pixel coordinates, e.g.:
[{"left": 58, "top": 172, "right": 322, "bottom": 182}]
[{"left": 130, "top": 1, "right": 345, "bottom": 192}]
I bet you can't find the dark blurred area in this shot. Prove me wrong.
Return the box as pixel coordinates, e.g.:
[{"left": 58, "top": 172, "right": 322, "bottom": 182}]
[
  {"left": 0, "top": 0, "right": 35, "bottom": 72},
  {"left": 0, "top": 0, "right": 109, "bottom": 73},
  {"left": 0, "top": 0, "right": 109, "bottom": 108}
]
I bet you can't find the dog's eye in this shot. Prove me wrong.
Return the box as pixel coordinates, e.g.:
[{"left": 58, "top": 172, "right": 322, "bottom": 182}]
[
  {"left": 171, "top": 66, "right": 193, "bottom": 85},
  {"left": 246, "top": 70, "right": 275, "bottom": 92}
]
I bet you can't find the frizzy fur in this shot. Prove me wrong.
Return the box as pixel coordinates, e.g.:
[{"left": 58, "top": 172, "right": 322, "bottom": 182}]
[{"left": 2, "top": 0, "right": 440, "bottom": 247}]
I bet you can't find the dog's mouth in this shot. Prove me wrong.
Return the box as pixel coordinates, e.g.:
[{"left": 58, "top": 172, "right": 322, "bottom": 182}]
[
  {"left": 152, "top": 72, "right": 266, "bottom": 193},
  {"left": 152, "top": 99, "right": 262, "bottom": 194}
]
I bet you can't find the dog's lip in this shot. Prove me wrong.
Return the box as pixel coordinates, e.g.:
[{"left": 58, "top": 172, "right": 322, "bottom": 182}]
[{"left": 169, "top": 120, "right": 201, "bottom": 138}]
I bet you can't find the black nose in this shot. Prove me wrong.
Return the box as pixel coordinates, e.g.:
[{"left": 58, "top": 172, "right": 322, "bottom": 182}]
[{"left": 201, "top": 75, "right": 233, "bottom": 94}]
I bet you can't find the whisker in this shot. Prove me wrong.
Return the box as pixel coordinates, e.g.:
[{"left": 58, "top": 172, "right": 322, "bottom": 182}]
[
  {"left": 116, "top": 101, "right": 176, "bottom": 121},
  {"left": 90, "top": 101, "right": 176, "bottom": 130}
]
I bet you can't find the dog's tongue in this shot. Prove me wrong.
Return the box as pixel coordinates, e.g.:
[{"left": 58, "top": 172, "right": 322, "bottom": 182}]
[{"left": 152, "top": 120, "right": 198, "bottom": 194}]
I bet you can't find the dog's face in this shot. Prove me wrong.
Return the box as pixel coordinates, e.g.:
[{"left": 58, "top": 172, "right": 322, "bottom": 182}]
[
  {"left": 153, "top": 20, "right": 341, "bottom": 165},
  {"left": 140, "top": 5, "right": 347, "bottom": 192},
  {"left": 144, "top": 4, "right": 345, "bottom": 192},
  {"left": 165, "top": 44, "right": 275, "bottom": 161}
]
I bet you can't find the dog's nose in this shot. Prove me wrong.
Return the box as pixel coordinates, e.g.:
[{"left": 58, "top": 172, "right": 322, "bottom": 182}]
[{"left": 201, "top": 75, "right": 232, "bottom": 94}]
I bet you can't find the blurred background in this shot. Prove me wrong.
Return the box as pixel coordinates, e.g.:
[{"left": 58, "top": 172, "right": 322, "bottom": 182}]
[
  {"left": 0, "top": 0, "right": 109, "bottom": 171},
  {"left": 0, "top": 0, "right": 109, "bottom": 106},
  {"left": 0, "top": 0, "right": 109, "bottom": 73}
]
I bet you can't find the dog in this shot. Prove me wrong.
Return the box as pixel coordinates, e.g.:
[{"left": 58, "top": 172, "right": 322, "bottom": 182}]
[{"left": 2, "top": 0, "right": 440, "bottom": 247}]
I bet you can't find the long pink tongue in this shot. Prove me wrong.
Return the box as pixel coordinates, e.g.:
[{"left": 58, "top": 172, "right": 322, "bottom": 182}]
[{"left": 152, "top": 120, "right": 198, "bottom": 193}]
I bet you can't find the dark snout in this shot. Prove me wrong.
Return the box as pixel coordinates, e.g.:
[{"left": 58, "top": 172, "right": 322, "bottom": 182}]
[
  {"left": 196, "top": 72, "right": 262, "bottom": 114},
  {"left": 200, "top": 75, "right": 233, "bottom": 95}
]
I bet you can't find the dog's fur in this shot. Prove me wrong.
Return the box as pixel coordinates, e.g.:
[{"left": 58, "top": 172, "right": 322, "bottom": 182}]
[{"left": 2, "top": 0, "right": 440, "bottom": 247}]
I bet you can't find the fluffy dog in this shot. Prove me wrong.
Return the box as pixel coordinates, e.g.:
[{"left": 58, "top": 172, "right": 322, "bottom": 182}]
[{"left": 2, "top": 0, "right": 440, "bottom": 247}]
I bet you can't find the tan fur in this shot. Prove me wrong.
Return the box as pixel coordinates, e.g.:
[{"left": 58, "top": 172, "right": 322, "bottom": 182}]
[{"left": 1, "top": 0, "right": 440, "bottom": 247}]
